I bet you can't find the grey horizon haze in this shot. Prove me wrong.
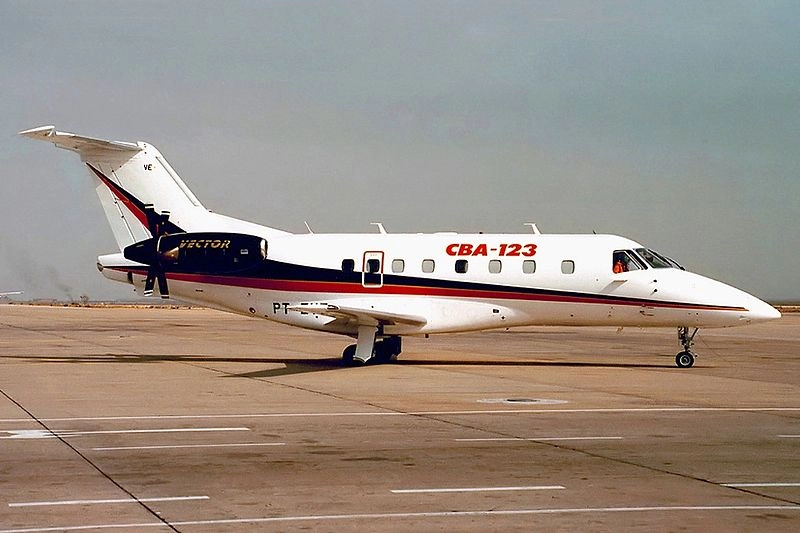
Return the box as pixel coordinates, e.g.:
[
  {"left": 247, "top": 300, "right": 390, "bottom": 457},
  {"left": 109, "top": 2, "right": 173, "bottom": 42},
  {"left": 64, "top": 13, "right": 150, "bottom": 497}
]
[{"left": 1, "top": 1, "right": 798, "bottom": 302}]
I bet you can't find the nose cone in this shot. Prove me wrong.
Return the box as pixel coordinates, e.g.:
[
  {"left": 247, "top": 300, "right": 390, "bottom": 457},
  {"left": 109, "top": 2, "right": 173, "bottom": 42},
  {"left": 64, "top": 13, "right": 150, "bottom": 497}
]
[
  {"left": 743, "top": 296, "right": 782, "bottom": 323},
  {"left": 682, "top": 271, "right": 782, "bottom": 327},
  {"left": 715, "top": 281, "right": 781, "bottom": 324}
]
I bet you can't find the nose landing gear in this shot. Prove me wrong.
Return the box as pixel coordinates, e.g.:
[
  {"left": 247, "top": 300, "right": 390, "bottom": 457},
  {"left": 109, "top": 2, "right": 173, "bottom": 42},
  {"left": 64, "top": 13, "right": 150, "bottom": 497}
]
[{"left": 676, "top": 327, "right": 698, "bottom": 368}]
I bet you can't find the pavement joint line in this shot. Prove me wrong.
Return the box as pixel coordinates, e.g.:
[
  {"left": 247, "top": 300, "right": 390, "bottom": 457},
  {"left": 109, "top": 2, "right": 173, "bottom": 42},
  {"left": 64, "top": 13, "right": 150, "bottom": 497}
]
[
  {"left": 455, "top": 437, "right": 623, "bottom": 442},
  {"left": 391, "top": 485, "right": 566, "bottom": 493},
  {"left": 722, "top": 483, "right": 800, "bottom": 488},
  {"left": 9, "top": 496, "right": 209, "bottom": 507},
  {"left": 778, "top": 435, "right": 800, "bottom": 438},
  {"left": 2, "top": 505, "right": 800, "bottom": 532},
  {"left": 92, "top": 442, "right": 286, "bottom": 451},
  {"left": 2, "top": 406, "right": 800, "bottom": 423}
]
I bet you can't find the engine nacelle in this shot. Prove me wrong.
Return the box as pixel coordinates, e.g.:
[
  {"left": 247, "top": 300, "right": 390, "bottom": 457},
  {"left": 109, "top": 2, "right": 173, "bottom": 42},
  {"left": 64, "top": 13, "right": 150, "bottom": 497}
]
[{"left": 124, "top": 232, "right": 267, "bottom": 274}]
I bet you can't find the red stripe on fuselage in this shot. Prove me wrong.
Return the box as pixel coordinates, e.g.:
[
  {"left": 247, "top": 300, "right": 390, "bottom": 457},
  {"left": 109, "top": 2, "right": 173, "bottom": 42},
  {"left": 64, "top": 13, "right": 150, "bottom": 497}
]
[{"left": 109, "top": 267, "right": 747, "bottom": 312}]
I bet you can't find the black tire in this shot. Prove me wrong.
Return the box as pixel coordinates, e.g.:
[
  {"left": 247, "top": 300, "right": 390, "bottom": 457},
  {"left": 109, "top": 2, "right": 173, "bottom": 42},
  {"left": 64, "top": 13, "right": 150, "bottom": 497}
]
[
  {"left": 342, "top": 344, "right": 356, "bottom": 364},
  {"left": 675, "top": 351, "right": 694, "bottom": 368},
  {"left": 372, "top": 340, "right": 393, "bottom": 364}
]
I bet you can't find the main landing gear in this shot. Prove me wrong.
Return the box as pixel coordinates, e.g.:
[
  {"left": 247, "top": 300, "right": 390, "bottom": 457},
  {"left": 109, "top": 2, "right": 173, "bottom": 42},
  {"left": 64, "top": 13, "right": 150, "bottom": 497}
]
[
  {"left": 342, "top": 333, "right": 402, "bottom": 366},
  {"left": 675, "top": 327, "right": 699, "bottom": 368}
]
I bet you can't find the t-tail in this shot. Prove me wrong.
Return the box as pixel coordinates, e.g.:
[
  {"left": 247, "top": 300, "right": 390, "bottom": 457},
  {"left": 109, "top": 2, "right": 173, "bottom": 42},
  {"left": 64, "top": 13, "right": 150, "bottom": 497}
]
[
  {"left": 20, "top": 125, "right": 288, "bottom": 297},
  {"left": 19, "top": 125, "right": 287, "bottom": 249}
]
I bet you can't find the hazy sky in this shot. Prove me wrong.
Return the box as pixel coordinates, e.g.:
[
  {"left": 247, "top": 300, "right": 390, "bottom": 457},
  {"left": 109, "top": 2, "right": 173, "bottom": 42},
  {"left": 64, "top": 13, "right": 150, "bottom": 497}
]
[{"left": 1, "top": 1, "right": 798, "bottom": 301}]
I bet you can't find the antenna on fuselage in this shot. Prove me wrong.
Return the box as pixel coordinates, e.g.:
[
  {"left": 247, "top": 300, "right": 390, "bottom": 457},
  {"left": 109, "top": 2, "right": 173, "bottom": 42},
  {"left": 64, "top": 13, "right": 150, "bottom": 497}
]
[
  {"left": 371, "top": 222, "right": 388, "bottom": 234},
  {"left": 524, "top": 223, "right": 541, "bottom": 235}
]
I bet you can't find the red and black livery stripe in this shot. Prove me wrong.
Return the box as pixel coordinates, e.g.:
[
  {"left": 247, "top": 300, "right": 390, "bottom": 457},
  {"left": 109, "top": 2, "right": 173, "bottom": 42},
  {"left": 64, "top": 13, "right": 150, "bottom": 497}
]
[
  {"left": 113, "top": 259, "right": 747, "bottom": 313},
  {"left": 87, "top": 163, "right": 185, "bottom": 235}
]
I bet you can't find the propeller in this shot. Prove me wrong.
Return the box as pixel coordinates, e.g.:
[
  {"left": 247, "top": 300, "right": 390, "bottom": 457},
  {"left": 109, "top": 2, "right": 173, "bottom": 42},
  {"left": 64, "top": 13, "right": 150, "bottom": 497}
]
[{"left": 142, "top": 204, "right": 171, "bottom": 299}]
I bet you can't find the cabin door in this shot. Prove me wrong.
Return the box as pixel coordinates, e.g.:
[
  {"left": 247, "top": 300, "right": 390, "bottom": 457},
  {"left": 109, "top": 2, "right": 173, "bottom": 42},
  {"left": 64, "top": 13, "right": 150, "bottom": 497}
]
[{"left": 362, "top": 251, "right": 384, "bottom": 288}]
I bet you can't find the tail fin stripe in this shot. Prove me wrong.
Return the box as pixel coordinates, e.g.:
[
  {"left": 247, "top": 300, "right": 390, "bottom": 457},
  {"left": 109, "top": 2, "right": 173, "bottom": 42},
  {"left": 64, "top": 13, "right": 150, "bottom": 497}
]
[{"left": 87, "top": 163, "right": 185, "bottom": 235}]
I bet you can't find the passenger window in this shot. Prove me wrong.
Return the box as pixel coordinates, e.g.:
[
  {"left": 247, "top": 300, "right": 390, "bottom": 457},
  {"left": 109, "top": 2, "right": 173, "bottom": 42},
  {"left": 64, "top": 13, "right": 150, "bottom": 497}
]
[
  {"left": 366, "top": 258, "right": 381, "bottom": 274},
  {"left": 342, "top": 259, "right": 355, "bottom": 273},
  {"left": 455, "top": 259, "right": 468, "bottom": 274},
  {"left": 561, "top": 260, "right": 575, "bottom": 274},
  {"left": 488, "top": 260, "right": 502, "bottom": 274},
  {"left": 391, "top": 259, "right": 405, "bottom": 273},
  {"left": 422, "top": 259, "right": 435, "bottom": 273},
  {"left": 522, "top": 260, "right": 536, "bottom": 274}
]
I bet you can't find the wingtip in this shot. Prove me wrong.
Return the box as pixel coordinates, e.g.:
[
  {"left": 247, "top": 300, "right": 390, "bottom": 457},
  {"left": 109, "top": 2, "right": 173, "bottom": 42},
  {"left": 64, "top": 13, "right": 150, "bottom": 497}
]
[{"left": 18, "top": 125, "right": 56, "bottom": 138}]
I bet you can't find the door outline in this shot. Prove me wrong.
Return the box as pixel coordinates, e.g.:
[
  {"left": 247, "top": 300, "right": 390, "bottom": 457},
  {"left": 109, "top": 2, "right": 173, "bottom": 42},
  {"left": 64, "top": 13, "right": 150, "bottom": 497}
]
[{"left": 362, "top": 251, "right": 384, "bottom": 288}]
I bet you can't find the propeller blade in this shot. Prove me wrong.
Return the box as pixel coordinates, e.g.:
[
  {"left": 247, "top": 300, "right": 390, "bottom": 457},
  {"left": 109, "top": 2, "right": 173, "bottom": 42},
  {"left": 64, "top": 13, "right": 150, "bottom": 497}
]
[
  {"left": 143, "top": 205, "right": 171, "bottom": 238},
  {"left": 143, "top": 204, "right": 158, "bottom": 236},
  {"left": 158, "top": 211, "right": 171, "bottom": 234},
  {"left": 143, "top": 267, "right": 156, "bottom": 297},
  {"left": 156, "top": 271, "right": 169, "bottom": 299}
]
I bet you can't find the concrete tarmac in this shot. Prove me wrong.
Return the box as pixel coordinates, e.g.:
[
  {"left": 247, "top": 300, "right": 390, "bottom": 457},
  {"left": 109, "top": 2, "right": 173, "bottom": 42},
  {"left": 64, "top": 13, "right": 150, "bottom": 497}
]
[{"left": 0, "top": 305, "right": 798, "bottom": 532}]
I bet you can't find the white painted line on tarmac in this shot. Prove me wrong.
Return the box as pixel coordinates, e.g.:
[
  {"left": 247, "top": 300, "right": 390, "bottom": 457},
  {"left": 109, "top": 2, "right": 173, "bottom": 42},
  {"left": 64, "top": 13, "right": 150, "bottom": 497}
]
[
  {"left": 8, "top": 496, "right": 209, "bottom": 507},
  {"left": 9, "top": 496, "right": 208, "bottom": 507},
  {"left": 455, "top": 437, "right": 622, "bottom": 442},
  {"left": 391, "top": 485, "right": 565, "bottom": 494},
  {"left": 722, "top": 482, "right": 800, "bottom": 488},
  {"left": 2, "top": 505, "right": 800, "bottom": 532},
  {"left": 2, "top": 406, "right": 800, "bottom": 424},
  {"left": 93, "top": 442, "right": 285, "bottom": 451},
  {"left": 0, "top": 427, "right": 249, "bottom": 439}
]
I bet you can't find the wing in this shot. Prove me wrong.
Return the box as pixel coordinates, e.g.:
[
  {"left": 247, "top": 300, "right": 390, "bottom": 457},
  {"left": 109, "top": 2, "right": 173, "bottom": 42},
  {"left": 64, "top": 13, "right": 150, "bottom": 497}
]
[{"left": 287, "top": 302, "right": 427, "bottom": 328}]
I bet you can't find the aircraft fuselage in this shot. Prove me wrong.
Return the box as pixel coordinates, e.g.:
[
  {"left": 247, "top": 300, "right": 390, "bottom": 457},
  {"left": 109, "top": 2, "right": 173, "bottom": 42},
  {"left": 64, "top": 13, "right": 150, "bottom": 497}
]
[{"left": 100, "top": 232, "right": 778, "bottom": 336}]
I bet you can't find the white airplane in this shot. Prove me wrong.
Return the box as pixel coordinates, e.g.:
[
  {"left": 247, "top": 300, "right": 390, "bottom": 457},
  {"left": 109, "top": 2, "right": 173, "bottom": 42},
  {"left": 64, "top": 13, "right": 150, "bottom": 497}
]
[
  {"left": 20, "top": 125, "right": 780, "bottom": 368},
  {"left": 0, "top": 291, "right": 24, "bottom": 298}
]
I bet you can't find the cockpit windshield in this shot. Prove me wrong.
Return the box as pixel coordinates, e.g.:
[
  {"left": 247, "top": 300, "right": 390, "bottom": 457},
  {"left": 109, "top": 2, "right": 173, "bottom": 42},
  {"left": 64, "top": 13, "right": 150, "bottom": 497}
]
[{"left": 634, "top": 248, "right": 683, "bottom": 269}]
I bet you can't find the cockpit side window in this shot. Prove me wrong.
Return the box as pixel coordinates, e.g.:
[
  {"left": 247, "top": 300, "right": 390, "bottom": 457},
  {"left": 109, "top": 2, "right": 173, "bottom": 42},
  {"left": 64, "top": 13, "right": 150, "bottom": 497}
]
[{"left": 612, "top": 250, "right": 644, "bottom": 273}]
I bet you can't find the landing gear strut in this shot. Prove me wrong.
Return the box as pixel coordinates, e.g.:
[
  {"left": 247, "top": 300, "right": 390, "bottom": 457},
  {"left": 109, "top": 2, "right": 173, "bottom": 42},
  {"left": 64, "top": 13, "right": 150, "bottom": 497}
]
[
  {"left": 342, "top": 335, "right": 402, "bottom": 365},
  {"left": 675, "top": 327, "right": 698, "bottom": 368}
]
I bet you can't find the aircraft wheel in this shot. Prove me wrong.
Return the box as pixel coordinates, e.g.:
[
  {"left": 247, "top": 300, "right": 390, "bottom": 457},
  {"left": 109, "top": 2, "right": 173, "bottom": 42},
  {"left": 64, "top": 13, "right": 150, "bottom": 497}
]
[
  {"left": 372, "top": 341, "right": 394, "bottom": 364},
  {"left": 342, "top": 344, "right": 356, "bottom": 364},
  {"left": 373, "top": 337, "right": 401, "bottom": 364},
  {"left": 675, "top": 351, "right": 694, "bottom": 368}
]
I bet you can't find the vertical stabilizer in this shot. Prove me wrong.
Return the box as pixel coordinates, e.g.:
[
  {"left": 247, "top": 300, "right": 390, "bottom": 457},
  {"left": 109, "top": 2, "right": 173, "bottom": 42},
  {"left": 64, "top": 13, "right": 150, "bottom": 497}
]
[{"left": 20, "top": 126, "right": 206, "bottom": 250}]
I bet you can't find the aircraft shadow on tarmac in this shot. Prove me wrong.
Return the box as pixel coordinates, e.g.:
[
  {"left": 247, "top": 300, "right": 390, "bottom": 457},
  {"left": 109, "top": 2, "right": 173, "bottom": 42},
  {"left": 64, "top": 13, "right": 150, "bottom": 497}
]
[
  {"left": 5, "top": 353, "right": 674, "bottom": 378},
  {"left": 4, "top": 354, "right": 344, "bottom": 378},
  {"left": 218, "top": 358, "right": 675, "bottom": 378}
]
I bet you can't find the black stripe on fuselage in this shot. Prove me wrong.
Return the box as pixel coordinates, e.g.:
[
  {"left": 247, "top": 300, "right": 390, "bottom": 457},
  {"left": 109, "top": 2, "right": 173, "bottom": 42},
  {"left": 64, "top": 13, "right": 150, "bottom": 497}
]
[{"left": 115, "top": 258, "right": 746, "bottom": 312}]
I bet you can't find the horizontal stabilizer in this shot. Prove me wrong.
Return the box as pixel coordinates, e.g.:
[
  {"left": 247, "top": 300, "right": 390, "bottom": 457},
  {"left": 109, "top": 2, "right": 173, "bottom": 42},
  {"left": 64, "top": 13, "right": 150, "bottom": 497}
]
[
  {"left": 288, "top": 303, "right": 427, "bottom": 328},
  {"left": 19, "top": 125, "right": 140, "bottom": 154}
]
